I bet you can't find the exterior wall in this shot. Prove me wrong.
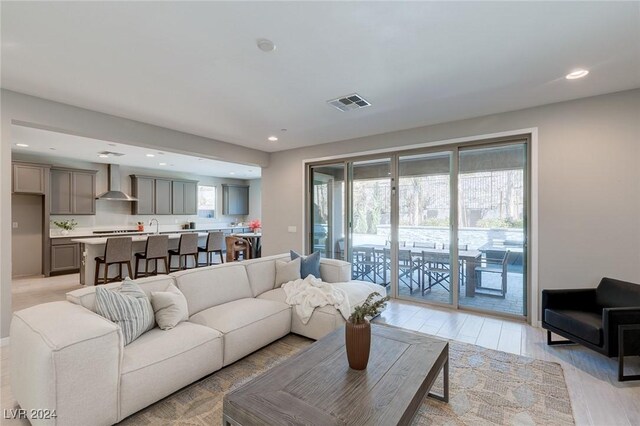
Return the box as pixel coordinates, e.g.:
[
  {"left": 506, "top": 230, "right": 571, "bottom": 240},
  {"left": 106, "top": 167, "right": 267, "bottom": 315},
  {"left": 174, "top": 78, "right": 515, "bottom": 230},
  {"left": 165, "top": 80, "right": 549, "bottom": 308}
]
[{"left": 262, "top": 89, "right": 640, "bottom": 316}]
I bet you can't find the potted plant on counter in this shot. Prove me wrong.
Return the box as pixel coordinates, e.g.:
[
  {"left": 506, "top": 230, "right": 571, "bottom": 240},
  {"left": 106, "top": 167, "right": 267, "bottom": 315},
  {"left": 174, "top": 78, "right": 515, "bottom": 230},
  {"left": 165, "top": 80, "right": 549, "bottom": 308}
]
[
  {"left": 346, "top": 292, "right": 390, "bottom": 370},
  {"left": 52, "top": 219, "right": 78, "bottom": 236}
]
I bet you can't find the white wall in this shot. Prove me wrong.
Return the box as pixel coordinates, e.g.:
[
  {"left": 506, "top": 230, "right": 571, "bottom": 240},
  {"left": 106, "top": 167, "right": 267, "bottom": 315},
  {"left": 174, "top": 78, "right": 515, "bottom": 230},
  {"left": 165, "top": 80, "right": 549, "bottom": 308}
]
[
  {"left": 1, "top": 89, "right": 269, "bottom": 338},
  {"left": 261, "top": 89, "right": 640, "bottom": 309},
  {"left": 248, "top": 179, "right": 262, "bottom": 222}
]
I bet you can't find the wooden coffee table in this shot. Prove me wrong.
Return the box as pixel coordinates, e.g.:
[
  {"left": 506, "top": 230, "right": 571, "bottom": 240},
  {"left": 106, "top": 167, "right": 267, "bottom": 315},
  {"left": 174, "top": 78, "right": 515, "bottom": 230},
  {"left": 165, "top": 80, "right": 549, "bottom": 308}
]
[{"left": 223, "top": 324, "right": 449, "bottom": 425}]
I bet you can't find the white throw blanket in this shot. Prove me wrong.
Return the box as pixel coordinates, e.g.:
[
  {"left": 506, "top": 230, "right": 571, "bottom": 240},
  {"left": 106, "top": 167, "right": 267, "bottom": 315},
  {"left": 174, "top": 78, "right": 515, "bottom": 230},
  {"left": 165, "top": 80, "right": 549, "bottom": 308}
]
[{"left": 282, "top": 275, "right": 350, "bottom": 324}]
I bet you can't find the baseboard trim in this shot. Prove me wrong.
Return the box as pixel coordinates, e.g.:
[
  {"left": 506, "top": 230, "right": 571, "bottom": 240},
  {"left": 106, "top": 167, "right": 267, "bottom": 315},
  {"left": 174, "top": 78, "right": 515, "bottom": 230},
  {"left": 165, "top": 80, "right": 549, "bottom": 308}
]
[{"left": 0, "top": 337, "right": 9, "bottom": 347}]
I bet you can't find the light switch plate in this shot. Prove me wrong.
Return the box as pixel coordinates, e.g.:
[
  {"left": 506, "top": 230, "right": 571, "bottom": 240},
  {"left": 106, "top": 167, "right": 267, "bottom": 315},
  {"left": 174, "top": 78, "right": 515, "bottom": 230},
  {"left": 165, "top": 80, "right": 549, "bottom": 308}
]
[{"left": 287, "top": 226, "right": 297, "bottom": 233}]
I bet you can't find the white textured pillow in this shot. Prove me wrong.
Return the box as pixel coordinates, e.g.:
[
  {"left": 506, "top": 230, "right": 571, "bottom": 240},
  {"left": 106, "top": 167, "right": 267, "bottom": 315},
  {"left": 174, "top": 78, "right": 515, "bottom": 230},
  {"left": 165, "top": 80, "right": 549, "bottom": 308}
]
[
  {"left": 275, "top": 257, "right": 301, "bottom": 288},
  {"left": 95, "top": 278, "right": 155, "bottom": 345},
  {"left": 150, "top": 284, "right": 189, "bottom": 330}
]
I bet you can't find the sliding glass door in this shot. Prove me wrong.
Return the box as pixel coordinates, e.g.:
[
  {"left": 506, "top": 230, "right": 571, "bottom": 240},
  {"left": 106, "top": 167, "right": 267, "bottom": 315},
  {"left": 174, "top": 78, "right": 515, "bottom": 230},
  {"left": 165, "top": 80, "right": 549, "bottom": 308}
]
[
  {"left": 458, "top": 144, "right": 527, "bottom": 316},
  {"left": 307, "top": 137, "right": 529, "bottom": 319},
  {"left": 397, "top": 152, "right": 454, "bottom": 305}
]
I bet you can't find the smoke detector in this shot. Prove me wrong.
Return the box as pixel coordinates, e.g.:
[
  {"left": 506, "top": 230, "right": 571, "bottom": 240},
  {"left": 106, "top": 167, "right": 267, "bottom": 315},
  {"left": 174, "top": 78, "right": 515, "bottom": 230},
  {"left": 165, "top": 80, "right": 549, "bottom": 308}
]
[{"left": 327, "top": 93, "right": 371, "bottom": 112}]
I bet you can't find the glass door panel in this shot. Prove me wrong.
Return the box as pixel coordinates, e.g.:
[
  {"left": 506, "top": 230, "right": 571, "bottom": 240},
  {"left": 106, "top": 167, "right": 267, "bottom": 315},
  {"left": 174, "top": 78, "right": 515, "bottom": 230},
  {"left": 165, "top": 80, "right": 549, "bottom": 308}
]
[
  {"left": 348, "top": 159, "right": 391, "bottom": 291},
  {"left": 398, "top": 152, "right": 454, "bottom": 305},
  {"left": 458, "top": 144, "right": 527, "bottom": 316},
  {"left": 309, "top": 164, "right": 345, "bottom": 259}
]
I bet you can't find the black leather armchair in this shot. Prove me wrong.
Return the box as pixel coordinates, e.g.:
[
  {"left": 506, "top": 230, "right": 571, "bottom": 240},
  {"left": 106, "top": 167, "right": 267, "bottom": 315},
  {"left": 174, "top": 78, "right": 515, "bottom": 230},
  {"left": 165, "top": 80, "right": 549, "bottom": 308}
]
[{"left": 542, "top": 277, "right": 640, "bottom": 381}]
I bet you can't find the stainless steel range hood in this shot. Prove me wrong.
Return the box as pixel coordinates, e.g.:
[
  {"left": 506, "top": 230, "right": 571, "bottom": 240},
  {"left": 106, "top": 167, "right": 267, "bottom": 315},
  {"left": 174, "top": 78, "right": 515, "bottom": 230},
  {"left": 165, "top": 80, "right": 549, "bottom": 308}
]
[{"left": 96, "top": 164, "right": 137, "bottom": 201}]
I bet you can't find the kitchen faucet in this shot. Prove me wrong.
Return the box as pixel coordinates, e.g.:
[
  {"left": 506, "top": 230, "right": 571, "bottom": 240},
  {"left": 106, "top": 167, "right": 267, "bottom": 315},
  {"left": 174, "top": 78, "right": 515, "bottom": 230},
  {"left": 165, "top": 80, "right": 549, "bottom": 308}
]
[{"left": 149, "top": 218, "right": 160, "bottom": 234}]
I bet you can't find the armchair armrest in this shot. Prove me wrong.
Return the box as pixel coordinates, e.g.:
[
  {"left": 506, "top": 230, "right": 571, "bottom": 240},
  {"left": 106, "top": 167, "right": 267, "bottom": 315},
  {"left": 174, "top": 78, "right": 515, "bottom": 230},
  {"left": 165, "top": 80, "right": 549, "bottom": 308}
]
[
  {"left": 10, "top": 301, "right": 122, "bottom": 426},
  {"left": 602, "top": 307, "right": 640, "bottom": 357},
  {"left": 541, "top": 288, "right": 597, "bottom": 314}
]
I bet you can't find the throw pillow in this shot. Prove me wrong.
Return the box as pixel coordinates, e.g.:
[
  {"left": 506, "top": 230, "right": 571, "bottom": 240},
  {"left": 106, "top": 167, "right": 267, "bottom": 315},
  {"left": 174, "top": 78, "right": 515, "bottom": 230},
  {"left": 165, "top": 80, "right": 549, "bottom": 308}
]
[
  {"left": 95, "top": 278, "right": 155, "bottom": 345},
  {"left": 150, "top": 284, "right": 189, "bottom": 330},
  {"left": 275, "top": 257, "right": 302, "bottom": 288},
  {"left": 290, "top": 250, "right": 321, "bottom": 279}
]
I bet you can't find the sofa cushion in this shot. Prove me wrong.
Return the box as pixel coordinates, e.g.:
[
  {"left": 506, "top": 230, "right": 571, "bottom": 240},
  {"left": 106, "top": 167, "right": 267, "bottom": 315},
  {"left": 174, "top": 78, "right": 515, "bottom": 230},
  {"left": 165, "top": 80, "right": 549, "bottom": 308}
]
[
  {"left": 291, "top": 250, "right": 321, "bottom": 279},
  {"left": 150, "top": 284, "right": 189, "bottom": 330},
  {"left": 544, "top": 309, "right": 603, "bottom": 345},
  {"left": 596, "top": 277, "right": 640, "bottom": 309},
  {"left": 319, "top": 258, "right": 352, "bottom": 283},
  {"left": 172, "top": 263, "right": 253, "bottom": 316},
  {"left": 95, "top": 279, "right": 155, "bottom": 345},
  {"left": 190, "top": 298, "right": 291, "bottom": 365},
  {"left": 243, "top": 254, "right": 289, "bottom": 296},
  {"left": 67, "top": 275, "right": 177, "bottom": 313},
  {"left": 275, "top": 258, "right": 301, "bottom": 288},
  {"left": 119, "top": 322, "right": 223, "bottom": 419},
  {"left": 258, "top": 280, "right": 387, "bottom": 340}
]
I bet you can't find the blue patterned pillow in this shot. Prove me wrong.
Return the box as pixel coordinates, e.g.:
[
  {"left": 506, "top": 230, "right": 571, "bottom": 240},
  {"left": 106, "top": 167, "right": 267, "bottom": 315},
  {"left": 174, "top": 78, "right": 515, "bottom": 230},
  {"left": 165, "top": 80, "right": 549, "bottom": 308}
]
[
  {"left": 290, "top": 250, "right": 321, "bottom": 279},
  {"left": 95, "top": 278, "right": 155, "bottom": 345}
]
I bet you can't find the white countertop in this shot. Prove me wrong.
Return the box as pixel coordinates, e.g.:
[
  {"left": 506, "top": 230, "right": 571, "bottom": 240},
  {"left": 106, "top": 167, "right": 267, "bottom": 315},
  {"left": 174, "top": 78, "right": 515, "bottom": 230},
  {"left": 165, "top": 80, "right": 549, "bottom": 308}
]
[
  {"left": 51, "top": 225, "right": 250, "bottom": 239},
  {"left": 71, "top": 232, "right": 209, "bottom": 245}
]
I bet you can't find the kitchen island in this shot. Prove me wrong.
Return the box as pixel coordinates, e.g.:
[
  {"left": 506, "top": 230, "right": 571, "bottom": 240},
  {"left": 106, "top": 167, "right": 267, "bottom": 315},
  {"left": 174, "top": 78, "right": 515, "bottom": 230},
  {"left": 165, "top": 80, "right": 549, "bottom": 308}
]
[{"left": 72, "top": 233, "right": 209, "bottom": 285}]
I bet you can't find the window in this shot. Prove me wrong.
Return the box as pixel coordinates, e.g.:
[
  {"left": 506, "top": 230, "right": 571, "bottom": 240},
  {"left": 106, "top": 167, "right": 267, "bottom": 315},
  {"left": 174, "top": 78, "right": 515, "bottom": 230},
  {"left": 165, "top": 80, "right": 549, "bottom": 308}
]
[{"left": 197, "top": 185, "right": 216, "bottom": 218}]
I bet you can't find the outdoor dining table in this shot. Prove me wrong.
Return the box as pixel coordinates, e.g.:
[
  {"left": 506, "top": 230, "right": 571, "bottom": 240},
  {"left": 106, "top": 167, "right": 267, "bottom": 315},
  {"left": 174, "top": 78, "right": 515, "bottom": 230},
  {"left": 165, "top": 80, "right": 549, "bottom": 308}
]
[{"left": 353, "top": 244, "right": 482, "bottom": 297}]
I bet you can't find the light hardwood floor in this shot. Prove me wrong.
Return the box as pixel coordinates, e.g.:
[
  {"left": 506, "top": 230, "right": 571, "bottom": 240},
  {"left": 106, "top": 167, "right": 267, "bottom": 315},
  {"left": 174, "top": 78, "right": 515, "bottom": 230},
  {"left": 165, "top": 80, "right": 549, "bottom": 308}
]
[{"left": 2, "top": 274, "right": 639, "bottom": 425}]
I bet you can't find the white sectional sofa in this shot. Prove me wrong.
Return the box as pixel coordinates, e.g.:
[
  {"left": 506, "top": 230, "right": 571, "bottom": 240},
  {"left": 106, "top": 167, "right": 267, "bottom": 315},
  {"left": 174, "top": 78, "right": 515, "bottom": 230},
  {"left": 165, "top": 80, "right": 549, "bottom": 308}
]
[{"left": 9, "top": 254, "right": 385, "bottom": 426}]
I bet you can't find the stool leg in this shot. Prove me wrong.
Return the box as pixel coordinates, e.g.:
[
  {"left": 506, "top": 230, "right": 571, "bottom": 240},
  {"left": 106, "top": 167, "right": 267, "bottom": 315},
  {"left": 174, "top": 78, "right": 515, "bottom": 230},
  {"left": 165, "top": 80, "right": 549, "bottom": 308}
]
[
  {"left": 135, "top": 257, "right": 140, "bottom": 279},
  {"left": 163, "top": 257, "right": 169, "bottom": 274},
  {"left": 118, "top": 263, "right": 123, "bottom": 281},
  {"left": 144, "top": 258, "right": 148, "bottom": 277},
  {"left": 219, "top": 250, "right": 224, "bottom": 264},
  {"left": 95, "top": 261, "right": 101, "bottom": 285},
  {"left": 104, "top": 262, "right": 109, "bottom": 284},
  {"left": 126, "top": 261, "right": 133, "bottom": 279}
]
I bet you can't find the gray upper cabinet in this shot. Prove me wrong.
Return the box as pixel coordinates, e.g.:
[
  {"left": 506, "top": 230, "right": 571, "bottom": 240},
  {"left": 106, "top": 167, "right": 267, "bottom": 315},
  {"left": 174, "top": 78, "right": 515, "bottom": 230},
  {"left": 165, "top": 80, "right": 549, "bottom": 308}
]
[
  {"left": 183, "top": 181, "right": 197, "bottom": 215},
  {"left": 172, "top": 181, "right": 185, "bottom": 215},
  {"left": 13, "top": 162, "right": 48, "bottom": 194},
  {"left": 171, "top": 180, "right": 198, "bottom": 215},
  {"left": 131, "top": 175, "right": 155, "bottom": 215},
  {"left": 223, "top": 184, "right": 250, "bottom": 215},
  {"left": 131, "top": 175, "right": 196, "bottom": 215},
  {"left": 50, "top": 167, "right": 96, "bottom": 215},
  {"left": 50, "top": 169, "right": 73, "bottom": 214},
  {"left": 154, "top": 179, "right": 172, "bottom": 215}
]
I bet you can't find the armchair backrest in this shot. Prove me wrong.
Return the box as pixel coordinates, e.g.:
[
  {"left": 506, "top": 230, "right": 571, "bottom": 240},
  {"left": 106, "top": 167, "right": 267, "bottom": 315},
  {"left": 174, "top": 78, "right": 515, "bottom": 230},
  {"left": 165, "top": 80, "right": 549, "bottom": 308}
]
[{"left": 596, "top": 278, "right": 640, "bottom": 308}]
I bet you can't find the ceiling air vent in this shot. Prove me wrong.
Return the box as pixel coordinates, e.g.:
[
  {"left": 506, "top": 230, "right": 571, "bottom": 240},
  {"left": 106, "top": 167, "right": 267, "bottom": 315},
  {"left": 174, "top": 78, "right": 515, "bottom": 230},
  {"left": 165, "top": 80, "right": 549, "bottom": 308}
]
[
  {"left": 327, "top": 93, "right": 371, "bottom": 112},
  {"left": 97, "top": 151, "right": 125, "bottom": 157}
]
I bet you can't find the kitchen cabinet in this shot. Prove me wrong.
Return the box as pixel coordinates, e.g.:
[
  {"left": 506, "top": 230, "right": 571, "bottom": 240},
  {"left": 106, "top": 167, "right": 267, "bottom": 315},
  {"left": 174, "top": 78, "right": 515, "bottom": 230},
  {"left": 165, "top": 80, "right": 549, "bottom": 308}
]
[
  {"left": 155, "top": 178, "right": 173, "bottom": 215},
  {"left": 13, "top": 162, "right": 48, "bottom": 194},
  {"left": 131, "top": 175, "right": 155, "bottom": 214},
  {"left": 50, "top": 238, "right": 80, "bottom": 274},
  {"left": 50, "top": 167, "right": 96, "bottom": 215},
  {"left": 172, "top": 180, "right": 198, "bottom": 215},
  {"left": 223, "top": 184, "right": 250, "bottom": 215},
  {"left": 131, "top": 175, "right": 197, "bottom": 215}
]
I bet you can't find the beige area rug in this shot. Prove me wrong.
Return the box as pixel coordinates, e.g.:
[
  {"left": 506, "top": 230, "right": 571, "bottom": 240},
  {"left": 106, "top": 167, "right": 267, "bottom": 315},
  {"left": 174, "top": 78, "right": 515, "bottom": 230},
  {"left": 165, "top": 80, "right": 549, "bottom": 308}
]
[{"left": 121, "top": 333, "right": 574, "bottom": 426}]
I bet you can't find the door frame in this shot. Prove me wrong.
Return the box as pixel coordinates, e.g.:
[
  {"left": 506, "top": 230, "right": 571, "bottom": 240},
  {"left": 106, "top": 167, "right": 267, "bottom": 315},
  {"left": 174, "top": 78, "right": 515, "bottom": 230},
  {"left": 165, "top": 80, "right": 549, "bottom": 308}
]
[{"left": 303, "top": 128, "right": 538, "bottom": 324}]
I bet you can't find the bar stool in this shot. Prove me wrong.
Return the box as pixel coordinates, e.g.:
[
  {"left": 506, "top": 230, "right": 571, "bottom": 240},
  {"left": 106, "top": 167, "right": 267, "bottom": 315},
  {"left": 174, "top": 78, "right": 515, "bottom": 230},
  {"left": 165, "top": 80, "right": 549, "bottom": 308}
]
[
  {"left": 94, "top": 237, "right": 133, "bottom": 285},
  {"left": 225, "top": 236, "right": 252, "bottom": 262},
  {"left": 134, "top": 234, "right": 169, "bottom": 278},
  {"left": 198, "top": 231, "right": 225, "bottom": 266},
  {"left": 168, "top": 233, "right": 199, "bottom": 271}
]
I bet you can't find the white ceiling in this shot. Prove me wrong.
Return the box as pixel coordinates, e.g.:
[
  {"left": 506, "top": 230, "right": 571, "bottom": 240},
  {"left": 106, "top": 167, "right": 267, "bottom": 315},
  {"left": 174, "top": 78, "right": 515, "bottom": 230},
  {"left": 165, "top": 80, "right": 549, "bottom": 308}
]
[
  {"left": 2, "top": 2, "right": 639, "bottom": 153},
  {"left": 11, "top": 125, "right": 261, "bottom": 179}
]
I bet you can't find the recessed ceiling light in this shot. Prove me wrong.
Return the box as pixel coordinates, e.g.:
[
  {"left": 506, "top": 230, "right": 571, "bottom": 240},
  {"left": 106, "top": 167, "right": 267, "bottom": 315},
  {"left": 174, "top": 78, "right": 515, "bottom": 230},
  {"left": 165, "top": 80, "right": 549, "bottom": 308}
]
[
  {"left": 49, "top": 147, "right": 56, "bottom": 151},
  {"left": 108, "top": 143, "right": 117, "bottom": 147},
  {"left": 281, "top": 129, "right": 287, "bottom": 132},
  {"left": 256, "top": 38, "right": 276, "bottom": 52},
  {"left": 98, "top": 154, "right": 109, "bottom": 158},
  {"left": 15, "top": 143, "right": 29, "bottom": 147},
  {"left": 566, "top": 69, "right": 589, "bottom": 80},
  {"left": 159, "top": 162, "right": 167, "bottom": 166},
  {"left": 198, "top": 158, "right": 204, "bottom": 161},
  {"left": 146, "top": 154, "right": 155, "bottom": 157},
  {"left": 268, "top": 136, "right": 278, "bottom": 142},
  {"left": 229, "top": 172, "right": 235, "bottom": 175}
]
